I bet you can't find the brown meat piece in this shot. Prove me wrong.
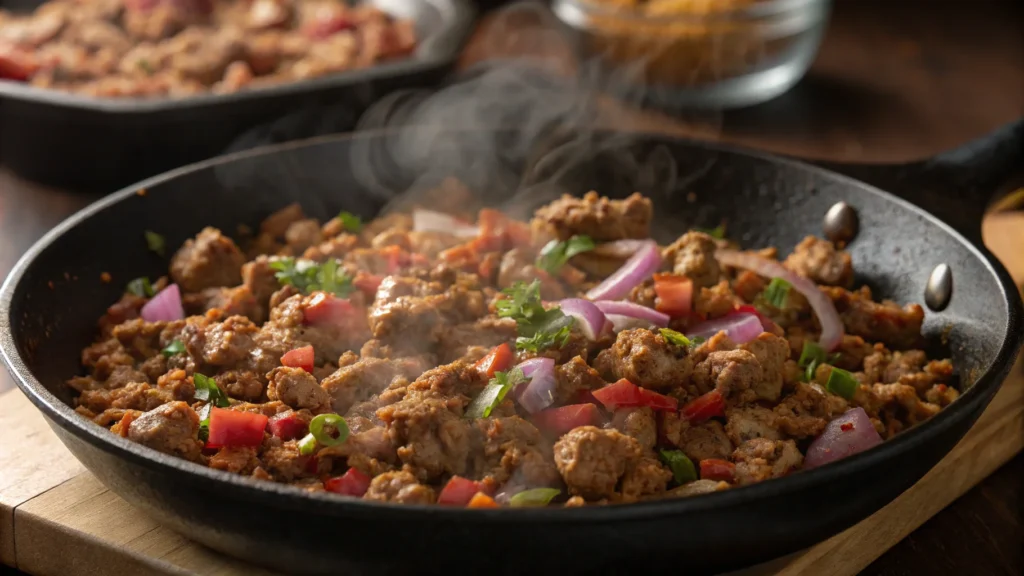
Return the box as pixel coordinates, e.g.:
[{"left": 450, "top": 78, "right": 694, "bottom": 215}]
[
  {"left": 436, "top": 317, "right": 518, "bottom": 364},
  {"left": 619, "top": 456, "right": 672, "bottom": 501},
  {"left": 364, "top": 470, "right": 437, "bottom": 504},
  {"left": 267, "top": 367, "right": 331, "bottom": 411},
  {"left": 127, "top": 401, "right": 202, "bottom": 461},
  {"left": 368, "top": 276, "right": 486, "bottom": 348},
  {"left": 593, "top": 328, "right": 693, "bottom": 391},
  {"left": 693, "top": 281, "right": 739, "bottom": 320},
  {"left": 261, "top": 203, "right": 305, "bottom": 238},
  {"left": 662, "top": 231, "right": 721, "bottom": 289},
  {"left": 376, "top": 393, "right": 471, "bottom": 481},
  {"left": 534, "top": 191, "right": 652, "bottom": 241},
  {"left": 284, "top": 219, "right": 323, "bottom": 253},
  {"left": 170, "top": 227, "right": 246, "bottom": 292},
  {"left": 854, "top": 382, "right": 942, "bottom": 438},
  {"left": 825, "top": 286, "right": 925, "bottom": 350},
  {"left": 667, "top": 479, "right": 730, "bottom": 498},
  {"left": 180, "top": 314, "right": 259, "bottom": 368},
  {"left": 553, "top": 426, "right": 642, "bottom": 500},
  {"left": 924, "top": 383, "right": 960, "bottom": 407},
  {"left": 553, "top": 356, "right": 607, "bottom": 405},
  {"left": 112, "top": 318, "right": 167, "bottom": 359},
  {"left": 302, "top": 234, "right": 360, "bottom": 262},
  {"left": 737, "top": 333, "right": 789, "bottom": 402},
  {"left": 675, "top": 420, "right": 733, "bottom": 462},
  {"left": 265, "top": 292, "right": 371, "bottom": 364},
  {"left": 214, "top": 370, "right": 264, "bottom": 402},
  {"left": 783, "top": 236, "right": 854, "bottom": 288},
  {"left": 733, "top": 270, "right": 767, "bottom": 303},
  {"left": 78, "top": 381, "right": 174, "bottom": 413},
  {"left": 260, "top": 439, "right": 311, "bottom": 481},
  {"left": 772, "top": 382, "right": 834, "bottom": 439},
  {"left": 724, "top": 405, "right": 782, "bottom": 445},
  {"left": 321, "top": 357, "right": 428, "bottom": 415},
  {"left": 241, "top": 255, "right": 280, "bottom": 305},
  {"left": 690, "top": 349, "right": 761, "bottom": 400},
  {"left": 732, "top": 438, "right": 803, "bottom": 485},
  {"left": 209, "top": 447, "right": 260, "bottom": 475},
  {"left": 470, "top": 416, "right": 560, "bottom": 488},
  {"left": 182, "top": 286, "right": 262, "bottom": 323},
  {"left": 609, "top": 407, "right": 657, "bottom": 451}
]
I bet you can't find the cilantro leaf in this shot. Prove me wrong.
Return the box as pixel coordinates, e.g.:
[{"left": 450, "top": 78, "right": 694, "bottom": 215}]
[
  {"left": 193, "top": 373, "right": 230, "bottom": 408},
  {"left": 337, "top": 211, "right": 362, "bottom": 233},
  {"left": 465, "top": 367, "right": 528, "bottom": 419},
  {"left": 660, "top": 328, "right": 703, "bottom": 349},
  {"left": 693, "top": 224, "right": 726, "bottom": 239},
  {"left": 269, "top": 257, "right": 353, "bottom": 297},
  {"left": 126, "top": 277, "right": 155, "bottom": 297},
  {"left": 161, "top": 339, "right": 185, "bottom": 358},
  {"left": 536, "top": 235, "right": 595, "bottom": 275},
  {"left": 144, "top": 230, "right": 166, "bottom": 257},
  {"left": 497, "top": 281, "right": 575, "bottom": 352}
]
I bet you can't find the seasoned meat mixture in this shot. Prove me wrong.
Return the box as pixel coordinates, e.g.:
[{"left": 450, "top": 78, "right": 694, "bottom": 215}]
[
  {"left": 0, "top": 0, "right": 415, "bottom": 97},
  {"left": 69, "top": 191, "right": 957, "bottom": 508}
]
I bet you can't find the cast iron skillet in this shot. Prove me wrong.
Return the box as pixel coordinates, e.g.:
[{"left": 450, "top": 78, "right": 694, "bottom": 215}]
[{"left": 1, "top": 121, "right": 1022, "bottom": 576}]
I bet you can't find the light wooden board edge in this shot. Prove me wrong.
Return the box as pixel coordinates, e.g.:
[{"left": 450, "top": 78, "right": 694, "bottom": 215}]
[{"left": 3, "top": 355, "right": 1021, "bottom": 576}]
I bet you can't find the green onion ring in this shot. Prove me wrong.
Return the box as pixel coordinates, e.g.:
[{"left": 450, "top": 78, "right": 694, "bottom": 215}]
[{"left": 308, "top": 413, "right": 349, "bottom": 447}]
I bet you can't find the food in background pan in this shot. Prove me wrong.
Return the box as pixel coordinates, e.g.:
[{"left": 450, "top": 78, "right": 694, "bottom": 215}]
[
  {"left": 0, "top": 0, "right": 416, "bottom": 98},
  {"left": 70, "top": 189, "right": 957, "bottom": 507}
]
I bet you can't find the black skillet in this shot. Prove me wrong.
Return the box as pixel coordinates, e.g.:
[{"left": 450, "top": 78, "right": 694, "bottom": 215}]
[{"left": 1, "top": 119, "right": 1022, "bottom": 576}]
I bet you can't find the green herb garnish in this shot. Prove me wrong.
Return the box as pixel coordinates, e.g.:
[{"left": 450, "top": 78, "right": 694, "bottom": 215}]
[
  {"left": 693, "top": 224, "right": 726, "bottom": 239},
  {"left": 536, "top": 235, "right": 595, "bottom": 275},
  {"left": 509, "top": 487, "right": 561, "bottom": 507},
  {"left": 465, "top": 367, "right": 528, "bottom": 419},
  {"left": 659, "top": 449, "right": 698, "bottom": 485},
  {"left": 659, "top": 328, "right": 694, "bottom": 348},
  {"left": 161, "top": 339, "right": 185, "bottom": 358},
  {"left": 496, "top": 280, "right": 574, "bottom": 352},
  {"left": 826, "top": 367, "right": 859, "bottom": 400},
  {"left": 337, "top": 211, "right": 362, "bottom": 232},
  {"left": 762, "top": 277, "right": 792, "bottom": 309},
  {"left": 197, "top": 404, "right": 211, "bottom": 442},
  {"left": 298, "top": 433, "right": 318, "bottom": 456},
  {"left": 193, "top": 373, "right": 230, "bottom": 408},
  {"left": 797, "top": 341, "right": 841, "bottom": 383},
  {"left": 144, "top": 230, "right": 166, "bottom": 257},
  {"left": 269, "top": 257, "right": 353, "bottom": 297},
  {"left": 308, "top": 413, "right": 349, "bottom": 447},
  {"left": 126, "top": 277, "right": 155, "bottom": 297},
  {"left": 137, "top": 59, "right": 154, "bottom": 75}
]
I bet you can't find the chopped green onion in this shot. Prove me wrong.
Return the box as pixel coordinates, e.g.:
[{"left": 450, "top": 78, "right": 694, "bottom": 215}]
[
  {"left": 798, "top": 341, "right": 839, "bottom": 383},
  {"left": 826, "top": 367, "right": 859, "bottom": 400},
  {"left": 126, "top": 277, "right": 155, "bottom": 297},
  {"left": 762, "top": 277, "right": 792, "bottom": 309},
  {"left": 659, "top": 449, "right": 697, "bottom": 484},
  {"left": 161, "top": 339, "right": 185, "bottom": 358},
  {"left": 337, "top": 211, "right": 362, "bottom": 232},
  {"left": 465, "top": 367, "right": 527, "bottom": 419},
  {"left": 144, "top": 230, "right": 166, "bottom": 257},
  {"left": 197, "top": 404, "right": 211, "bottom": 442},
  {"left": 298, "top": 433, "right": 317, "bottom": 456},
  {"left": 193, "top": 373, "right": 230, "bottom": 408},
  {"left": 509, "top": 487, "right": 561, "bottom": 507},
  {"left": 536, "top": 235, "right": 595, "bottom": 275},
  {"left": 805, "top": 362, "right": 820, "bottom": 383},
  {"left": 308, "top": 413, "right": 349, "bottom": 447},
  {"left": 659, "top": 328, "right": 692, "bottom": 347},
  {"left": 693, "top": 224, "right": 726, "bottom": 239}
]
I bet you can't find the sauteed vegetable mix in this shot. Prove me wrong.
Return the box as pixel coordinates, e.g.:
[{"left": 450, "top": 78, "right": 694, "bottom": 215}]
[{"left": 69, "top": 190, "right": 957, "bottom": 507}]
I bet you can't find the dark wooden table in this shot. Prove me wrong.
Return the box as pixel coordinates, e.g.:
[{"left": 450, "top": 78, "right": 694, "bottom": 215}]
[{"left": 1, "top": 1, "right": 1021, "bottom": 574}]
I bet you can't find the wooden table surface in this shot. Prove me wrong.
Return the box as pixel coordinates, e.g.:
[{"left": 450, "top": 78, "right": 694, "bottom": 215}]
[{"left": 1, "top": 0, "right": 1022, "bottom": 575}]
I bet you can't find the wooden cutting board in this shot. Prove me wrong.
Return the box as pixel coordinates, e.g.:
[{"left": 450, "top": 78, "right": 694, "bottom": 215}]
[{"left": 2, "top": 212, "right": 1022, "bottom": 576}]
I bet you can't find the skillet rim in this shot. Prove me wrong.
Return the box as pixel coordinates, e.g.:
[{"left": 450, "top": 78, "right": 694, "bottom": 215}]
[{"left": 2, "top": 130, "right": 1021, "bottom": 524}]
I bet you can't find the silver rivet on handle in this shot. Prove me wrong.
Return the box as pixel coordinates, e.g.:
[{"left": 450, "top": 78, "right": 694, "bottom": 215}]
[
  {"left": 925, "top": 263, "right": 953, "bottom": 311},
  {"left": 823, "top": 202, "right": 859, "bottom": 244}
]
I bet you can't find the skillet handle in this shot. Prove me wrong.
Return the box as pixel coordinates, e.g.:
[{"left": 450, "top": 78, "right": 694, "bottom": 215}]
[{"left": 805, "top": 119, "right": 1024, "bottom": 247}]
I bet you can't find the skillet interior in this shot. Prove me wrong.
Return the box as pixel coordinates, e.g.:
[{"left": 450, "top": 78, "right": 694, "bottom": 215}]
[{"left": 1, "top": 131, "right": 1020, "bottom": 575}]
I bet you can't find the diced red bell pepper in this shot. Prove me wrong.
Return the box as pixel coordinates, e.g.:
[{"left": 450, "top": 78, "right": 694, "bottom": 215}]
[
  {"left": 473, "top": 343, "right": 514, "bottom": 379},
  {"left": 0, "top": 46, "right": 38, "bottom": 81},
  {"left": 354, "top": 273, "right": 384, "bottom": 296},
  {"left": 206, "top": 407, "right": 268, "bottom": 449},
  {"left": 591, "top": 379, "right": 679, "bottom": 412},
  {"left": 680, "top": 389, "right": 725, "bottom": 422},
  {"left": 699, "top": 459, "right": 736, "bottom": 482},
  {"left": 303, "top": 293, "right": 353, "bottom": 325},
  {"left": 303, "top": 13, "right": 355, "bottom": 38},
  {"left": 467, "top": 492, "right": 499, "bottom": 508},
  {"left": 325, "top": 468, "right": 372, "bottom": 497},
  {"left": 437, "top": 476, "right": 486, "bottom": 506},
  {"left": 268, "top": 411, "right": 309, "bottom": 441},
  {"left": 653, "top": 273, "right": 694, "bottom": 317},
  {"left": 281, "top": 345, "right": 314, "bottom": 373},
  {"left": 532, "top": 404, "right": 601, "bottom": 437}
]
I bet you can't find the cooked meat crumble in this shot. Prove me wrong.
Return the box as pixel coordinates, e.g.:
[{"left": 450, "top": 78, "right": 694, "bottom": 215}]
[{"left": 69, "top": 192, "right": 958, "bottom": 508}]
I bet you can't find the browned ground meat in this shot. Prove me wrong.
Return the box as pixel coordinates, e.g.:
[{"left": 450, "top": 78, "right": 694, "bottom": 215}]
[{"left": 69, "top": 190, "right": 956, "bottom": 508}]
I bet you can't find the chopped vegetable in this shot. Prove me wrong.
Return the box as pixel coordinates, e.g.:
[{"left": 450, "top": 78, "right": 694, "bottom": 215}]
[
  {"left": 595, "top": 301, "right": 669, "bottom": 328},
  {"left": 126, "top": 277, "right": 155, "bottom": 297},
  {"left": 324, "top": 468, "right": 371, "bottom": 497},
  {"left": 303, "top": 293, "right": 354, "bottom": 325},
  {"left": 497, "top": 281, "right": 573, "bottom": 352},
  {"left": 585, "top": 240, "right": 662, "bottom": 301},
  {"left": 308, "top": 413, "right": 349, "bottom": 447},
  {"left": 558, "top": 299, "right": 607, "bottom": 340},
  {"left": 509, "top": 488, "right": 561, "bottom": 507},
  {"left": 298, "top": 433, "right": 318, "bottom": 456},
  {"left": 281, "top": 345, "right": 315, "bottom": 373},
  {"left": 516, "top": 358, "right": 558, "bottom": 414},
  {"left": 685, "top": 312, "right": 763, "bottom": 344},
  {"left": 536, "top": 235, "right": 595, "bottom": 275},
  {"left": 825, "top": 367, "right": 859, "bottom": 400},
  {"left": 140, "top": 284, "right": 184, "bottom": 322},
  {"left": 206, "top": 407, "right": 267, "bottom": 449},
  {"left": 438, "top": 476, "right": 486, "bottom": 506},
  {"left": 804, "top": 407, "right": 882, "bottom": 468},
  {"left": 762, "top": 277, "right": 792, "bottom": 309},
  {"left": 734, "top": 304, "right": 782, "bottom": 334},
  {"left": 591, "top": 379, "right": 678, "bottom": 411},
  {"left": 270, "top": 257, "right": 353, "bottom": 297},
  {"left": 412, "top": 208, "right": 479, "bottom": 238},
  {"left": 161, "top": 339, "right": 185, "bottom": 358},
  {"left": 659, "top": 450, "right": 698, "bottom": 484},
  {"left": 467, "top": 492, "right": 499, "bottom": 508},
  {"left": 797, "top": 341, "right": 842, "bottom": 383},
  {"left": 699, "top": 459, "right": 736, "bottom": 482},
  {"left": 473, "top": 343, "right": 514, "bottom": 379},
  {"left": 197, "top": 404, "right": 211, "bottom": 442},
  {"left": 652, "top": 273, "right": 694, "bottom": 317},
  {"left": 680, "top": 389, "right": 724, "bottom": 422},
  {"left": 466, "top": 367, "right": 527, "bottom": 419},
  {"left": 693, "top": 224, "right": 726, "bottom": 239},
  {"left": 532, "top": 403, "right": 602, "bottom": 437},
  {"left": 659, "top": 328, "right": 693, "bottom": 347},
  {"left": 268, "top": 412, "right": 309, "bottom": 441},
  {"left": 336, "top": 211, "right": 362, "bottom": 232},
  {"left": 144, "top": 230, "right": 166, "bottom": 256},
  {"left": 193, "top": 373, "right": 230, "bottom": 408}
]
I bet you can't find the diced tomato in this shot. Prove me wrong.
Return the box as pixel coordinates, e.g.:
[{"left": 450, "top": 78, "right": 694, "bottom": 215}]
[
  {"left": 467, "top": 492, "right": 499, "bottom": 509},
  {"left": 281, "top": 345, "right": 314, "bottom": 373},
  {"left": 477, "top": 252, "right": 501, "bottom": 281},
  {"left": 324, "top": 468, "right": 372, "bottom": 497},
  {"left": 573, "top": 388, "right": 602, "bottom": 407},
  {"left": 653, "top": 273, "right": 694, "bottom": 317},
  {"left": 699, "top": 459, "right": 736, "bottom": 482},
  {"left": 303, "top": 293, "right": 353, "bottom": 325},
  {"left": 504, "top": 220, "right": 533, "bottom": 247},
  {"left": 591, "top": 379, "right": 679, "bottom": 412},
  {"left": 439, "top": 244, "right": 479, "bottom": 270},
  {"left": 532, "top": 404, "right": 601, "bottom": 437},
  {"left": 268, "top": 411, "right": 309, "bottom": 440},
  {"left": 680, "top": 389, "right": 725, "bottom": 422},
  {"left": 304, "top": 13, "right": 355, "bottom": 38},
  {"left": 354, "top": 273, "right": 384, "bottom": 296},
  {"left": 0, "top": 46, "right": 38, "bottom": 81},
  {"left": 437, "top": 476, "right": 486, "bottom": 506},
  {"left": 206, "top": 407, "right": 268, "bottom": 449},
  {"left": 379, "top": 245, "right": 410, "bottom": 274},
  {"left": 473, "top": 343, "right": 513, "bottom": 378},
  {"left": 734, "top": 305, "right": 782, "bottom": 335}
]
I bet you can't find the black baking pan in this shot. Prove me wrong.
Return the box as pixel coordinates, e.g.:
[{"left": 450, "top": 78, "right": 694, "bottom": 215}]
[
  {"left": 0, "top": 0, "right": 475, "bottom": 192},
  {"left": 1, "top": 119, "right": 1022, "bottom": 575}
]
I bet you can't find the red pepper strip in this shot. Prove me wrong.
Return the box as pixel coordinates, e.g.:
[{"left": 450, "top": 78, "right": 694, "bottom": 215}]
[
  {"left": 473, "top": 343, "right": 514, "bottom": 379},
  {"left": 699, "top": 459, "right": 736, "bottom": 482},
  {"left": 206, "top": 407, "right": 268, "bottom": 449},
  {"left": 325, "top": 468, "right": 372, "bottom": 497},
  {"left": 592, "top": 379, "right": 678, "bottom": 412},
  {"left": 680, "top": 389, "right": 725, "bottom": 422},
  {"left": 281, "top": 345, "right": 314, "bottom": 373}
]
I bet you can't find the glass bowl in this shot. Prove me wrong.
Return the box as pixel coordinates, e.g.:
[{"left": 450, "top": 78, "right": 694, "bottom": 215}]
[{"left": 552, "top": 0, "right": 832, "bottom": 109}]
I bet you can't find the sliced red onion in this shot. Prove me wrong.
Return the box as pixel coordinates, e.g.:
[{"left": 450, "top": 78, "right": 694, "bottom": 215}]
[
  {"left": 686, "top": 312, "right": 763, "bottom": 344},
  {"left": 412, "top": 208, "right": 478, "bottom": 238},
  {"left": 804, "top": 407, "right": 882, "bottom": 469},
  {"left": 590, "top": 239, "right": 649, "bottom": 259},
  {"left": 559, "top": 299, "right": 606, "bottom": 340},
  {"left": 594, "top": 300, "right": 669, "bottom": 328},
  {"left": 585, "top": 240, "right": 661, "bottom": 301},
  {"left": 140, "top": 283, "right": 184, "bottom": 322},
  {"left": 716, "top": 249, "right": 844, "bottom": 351},
  {"left": 515, "top": 357, "right": 557, "bottom": 414},
  {"left": 605, "top": 314, "right": 655, "bottom": 333}
]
